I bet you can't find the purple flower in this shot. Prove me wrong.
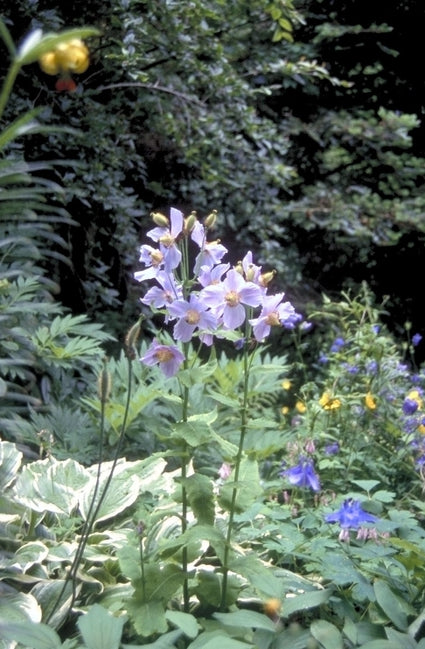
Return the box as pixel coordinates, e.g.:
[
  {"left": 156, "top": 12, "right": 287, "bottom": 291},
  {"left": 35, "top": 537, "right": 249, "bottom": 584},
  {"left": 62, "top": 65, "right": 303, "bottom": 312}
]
[
  {"left": 412, "top": 333, "right": 423, "bottom": 347},
  {"left": 403, "top": 398, "right": 419, "bottom": 415},
  {"left": 134, "top": 245, "right": 164, "bottom": 282},
  {"left": 197, "top": 263, "right": 230, "bottom": 288},
  {"left": 325, "top": 499, "right": 377, "bottom": 529},
  {"left": 167, "top": 294, "right": 218, "bottom": 343},
  {"left": 199, "top": 268, "right": 263, "bottom": 330},
  {"left": 280, "top": 457, "right": 321, "bottom": 491},
  {"left": 324, "top": 441, "right": 340, "bottom": 455},
  {"left": 140, "top": 338, "right": 185, "bottom": 377},
  {"left": 146, "top": 207, "right": 184, "bottom": 272},
  {"left": 191, "top": 221, "right": 228, "bottom": 270},
  {"left": 141, "top": 271, "right": 182, "bottom": 311},
  {"left": 330, "top": 337, "right": 345, "bottom": 353},
  {"left": 249, "top": 293, "right": 302, "bottom": 341}
]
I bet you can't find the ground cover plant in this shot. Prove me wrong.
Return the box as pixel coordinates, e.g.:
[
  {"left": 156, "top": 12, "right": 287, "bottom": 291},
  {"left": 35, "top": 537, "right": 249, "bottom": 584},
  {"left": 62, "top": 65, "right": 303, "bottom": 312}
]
[{"left": 1, "top": 13, "right": 425, "bottom": 649}]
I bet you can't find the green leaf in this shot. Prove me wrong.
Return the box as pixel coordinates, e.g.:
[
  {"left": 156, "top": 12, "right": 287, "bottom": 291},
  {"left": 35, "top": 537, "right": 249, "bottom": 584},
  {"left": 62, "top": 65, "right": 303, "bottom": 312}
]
[
  {"left": 281, "top": 589, "right": 332, "bottom": 619},
  {"left": 0, "top": 621, "right": 61, "bottom": 649},
  {"left": 355, "top": 642, "right": 403, "bottom": 649},
  {"left": 77, "top": 604, "right": 126, "bottom": 649},
  {"left": 310, "top": 620, "right": 344, "bottom": 649},
  {"left": 184, "top": 473, "right": 215, "bottom": 525},
  {"left": 171, "top": 410, "right": 217, "bottom": 446},
  {"left": 127, "top": 600, "right": 168, "bottom": 637},
  {"left": 214, "top": 610, "right": 276, "bottom": 632},
  {"left": 187, "top": 632, "right": 254, "bottom": 649},
  {"left": 165, "top": 610, "right": 199, "bottom": 639},
  {"left": 218, "top": 457, "right": 262, "bottom": 513},
  {"left": 0, "top": 440, "right": 22, "bottom": 489},
  {"left": 351, "top": 480, "right": 381, "bottom": 492},
  {"left": 0, "top": 591, "right": 41, "bottom": 625},
  {"left": 373, "top": 579, "right": 408, "bottom": 631}
]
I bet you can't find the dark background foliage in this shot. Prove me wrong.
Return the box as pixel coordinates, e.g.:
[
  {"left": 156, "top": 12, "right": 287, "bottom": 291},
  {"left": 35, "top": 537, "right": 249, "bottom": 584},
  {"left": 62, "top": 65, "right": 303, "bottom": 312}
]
[{"left": 1, "top": 0, "right": 424, "bottom": 356}]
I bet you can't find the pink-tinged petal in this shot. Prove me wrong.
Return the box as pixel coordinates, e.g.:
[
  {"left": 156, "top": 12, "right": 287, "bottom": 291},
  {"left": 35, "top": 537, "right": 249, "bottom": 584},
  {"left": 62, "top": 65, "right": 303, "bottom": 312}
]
[
  {"left": 223, "top": 303, "right": 245, "bottom": 329},
  {"left": 239, "top": 283, "right": 263, "bottom": 307},
  {"left": 170, "top": 207, "right": 184, "bottom": 237}
]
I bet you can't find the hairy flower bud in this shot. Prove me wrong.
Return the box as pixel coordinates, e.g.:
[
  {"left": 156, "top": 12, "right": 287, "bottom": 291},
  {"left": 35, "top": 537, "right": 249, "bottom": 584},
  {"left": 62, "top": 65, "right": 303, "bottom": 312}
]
[
  {"left": 259, "top": 270, "right": 276, "bottom": 287},
  {"left": 97, "top": 362, "right": 112, "bottom": 404},
  {"left": 151, "top": 211, "right": 169, "bottom": 227},
  {"left": 204, "top": 209, "right": 217, "bottom": 229},
  {"left": 184, "top": 211, "right": 197, "bottom": 233},
  {"left": 125, "top": 318, "right": 143, "bottom": 360}
]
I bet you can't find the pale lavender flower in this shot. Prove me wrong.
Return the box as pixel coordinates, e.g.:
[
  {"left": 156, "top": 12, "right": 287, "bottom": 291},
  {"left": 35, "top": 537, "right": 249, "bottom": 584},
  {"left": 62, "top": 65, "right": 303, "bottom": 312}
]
[
  {"left": 140, "top": 338, "right": 185, "bottom": 377},
  {"left": 199, "top": 268, "right": 263, "bottom": 329},
  {"left": 412, "top": 333, "right": 423, "bottom": 347},
  {"left": 280, "top": 456, "right": 321, "bottom": 491},
  {"left": 197, "top": 263, "right": 230, "bottom": 288},
  {"left": 241, "top": 251, "right": 262, "bottom": 285},
  {"left": 218, "top": 462, "right": 232, "bottom": 480},
  {"left": 249, "top": 293, "right": 302, "bottom": 341},
  {"left": 146, "top": 207, "right": 184, "bottom": 272},
  {"left": 134, "top": 244, "right": 164, "bottom": 282},
  {"left": 141, "top": 271, "right": 182, "bottom": 310},
  {"left": 167, "top": 294, "right": 218, "bottom": 343}
]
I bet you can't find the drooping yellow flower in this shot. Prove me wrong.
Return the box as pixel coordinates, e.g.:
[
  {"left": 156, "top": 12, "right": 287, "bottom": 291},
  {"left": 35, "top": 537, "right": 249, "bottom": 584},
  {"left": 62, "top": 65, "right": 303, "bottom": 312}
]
[
  {"left": 39, "top": 39, "right": 89, "bottom": 76},
  {"left": 319, "top": 391, "right": 341, "bottom": 410},
  {"left": 281, "top": 405, "right": 289, "bottom": 415},
  {"left": 295, "top": 400, "right": 307, "bottom": 413},
  {"left": 281, "top": 379, "right": 292, "bottom": 390},
  {"left": 365, "top": 391, "right": 377, "bottom": 410}
]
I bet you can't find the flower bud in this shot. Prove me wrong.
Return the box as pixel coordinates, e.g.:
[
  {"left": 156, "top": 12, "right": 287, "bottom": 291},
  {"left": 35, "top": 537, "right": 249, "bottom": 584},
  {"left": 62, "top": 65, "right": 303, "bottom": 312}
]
[
  {"left": 184, "top": 211, "right": 197, "bottom": 233},
  {"left": 125, "top": 318, "right": 143, "bottom": 360},
  {"left": 259, "top": 270, "right": 276, "bottom": 287},
  {"left": 204, "top": 209, "right": 217, "bottom": 229},
  {"left": 97, "top": 361, "right": 112, "bottom": 404},
  {"left": 234, "top": 261, "right": 244, "bottom": 275},
  {"left": 151, "top": 211, "right": 169, "bottom": 227}
]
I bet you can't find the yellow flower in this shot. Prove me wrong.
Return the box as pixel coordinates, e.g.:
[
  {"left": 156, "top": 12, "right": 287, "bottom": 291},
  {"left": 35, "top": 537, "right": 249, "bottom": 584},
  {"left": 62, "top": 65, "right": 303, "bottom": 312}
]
[
  {"left": 319, "top": 391, "right": 341, "bottom": 411},
  {"left": 39, "top": 39, "right": 89, "bottom": 76},
  {"left": 365, "top": 391, "right": 377, "bottom": 410},
  {"left": 418, "top": 424, "right": 425, "bottom": 435},
  {"left": 407, "top": 389, "right": 423, "bottom": 410},
  {"left": 281, "top": 379, "right": 291, "bottom": 390},
  {"left": 281, "top": 406, "right": 289, "bottom": 415},
  {"left": 295, "top": 400, "right": 306, "bottom": 413},
  {"left": 263, "top": 598, "right": 282, "bottom": 618}
]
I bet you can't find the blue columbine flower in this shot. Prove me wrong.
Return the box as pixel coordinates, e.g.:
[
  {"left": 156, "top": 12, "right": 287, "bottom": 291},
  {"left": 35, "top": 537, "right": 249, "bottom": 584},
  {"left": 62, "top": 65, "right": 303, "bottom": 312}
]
[
  {"left": 325, "top": 499, "right": 377, "bottom": 529},
  {"left": 280, "top": 456, "right": 321, "bottom": 491}
]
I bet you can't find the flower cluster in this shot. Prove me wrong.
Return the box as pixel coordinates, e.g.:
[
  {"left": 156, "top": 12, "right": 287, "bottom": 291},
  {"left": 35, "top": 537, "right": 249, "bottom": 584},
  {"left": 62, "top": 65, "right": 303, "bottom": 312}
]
[{"left": 135, "top": 208, "right": 302, "bottom": 376}]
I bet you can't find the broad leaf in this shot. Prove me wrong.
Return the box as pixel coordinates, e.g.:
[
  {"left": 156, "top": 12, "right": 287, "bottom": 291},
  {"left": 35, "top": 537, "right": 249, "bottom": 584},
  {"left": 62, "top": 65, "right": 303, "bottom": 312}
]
[{"left": 77, "top": 604, "right": 126, "bottom": 649}]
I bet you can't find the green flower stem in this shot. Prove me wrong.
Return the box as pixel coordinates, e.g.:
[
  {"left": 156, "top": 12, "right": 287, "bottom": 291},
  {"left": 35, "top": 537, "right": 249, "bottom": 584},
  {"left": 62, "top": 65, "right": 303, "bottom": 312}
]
[
  {"left": 220, "top": 319, "right": 254, "bottom": 611},
  {"left": 180, "top": 341, "right": 191, "bottom": 612},
  {"left": 0, "top": 60, "right": 20, "bottom": 123}
]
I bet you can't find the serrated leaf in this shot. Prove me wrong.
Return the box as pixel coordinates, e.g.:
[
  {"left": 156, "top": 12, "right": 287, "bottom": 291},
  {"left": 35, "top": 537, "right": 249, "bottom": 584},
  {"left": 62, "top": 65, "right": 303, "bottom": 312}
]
[
  {"left": 218, "top": 457, "right": 262, "bottom": 513},
  {"left": 184, "top": 473, "right": 215, "bottom": 525},
  {"left": 127, "top": 600, "right": 167, "bottom": 637}
]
